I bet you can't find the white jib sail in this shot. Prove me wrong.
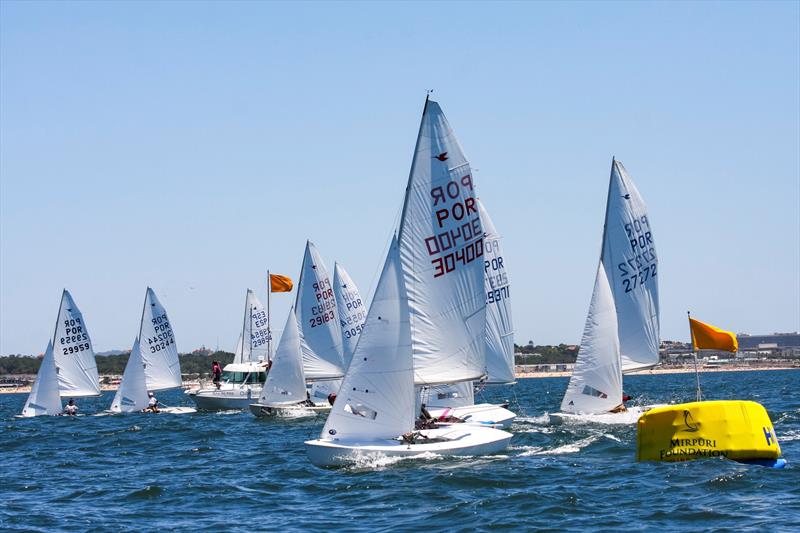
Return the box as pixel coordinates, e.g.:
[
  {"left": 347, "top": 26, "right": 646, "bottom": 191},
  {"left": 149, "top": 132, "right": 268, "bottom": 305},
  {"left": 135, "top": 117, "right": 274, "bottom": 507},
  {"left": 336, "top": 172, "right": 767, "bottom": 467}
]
[
  {"left": 601, "top": 159, "right": 660, "bottom": 372},
  {"left": 418, "top": 381, "right": 475, "bottom": 410},
  {"left": 138, "top": 288, "right": 182, "bottom": 391},
  {"left": 295, "top": 241, "right": 345, "bottom": 380},
  {"left": 333, "top": 262, "right": 367, "bottom": 368},
  {"left": 259, "top": 307, "right": 307, "bottom": 406},
  {"left": 110, "top": 338, "right": 150, "bottom": 413},
  {"left": 232, "top": 333, "right": 244, "bottom": 364},
  {"left": 478, "top": 199, "right": 515, "bottom": 384},
  {"left": 21, "top": 341, "right": 62, "bottom": 417},
  {"left": 397, "top": 98, "right": 487, "bottom": 386},
  {"left": 241, "top": 289, "right": 270, "bottom": 363},
  {"left": 560, "top": 262, "right": 622, "bottom": 414},
  {"left": 52, "top": 290, "right": 101, "bottom": 397},
  {"left": 320, "top": 237, "right": 414, "bottom": 442}
]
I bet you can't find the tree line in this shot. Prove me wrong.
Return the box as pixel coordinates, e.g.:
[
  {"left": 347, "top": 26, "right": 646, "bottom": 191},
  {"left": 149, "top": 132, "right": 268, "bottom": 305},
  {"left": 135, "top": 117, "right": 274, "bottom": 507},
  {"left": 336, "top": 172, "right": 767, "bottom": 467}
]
[{"left": 0, "top": 351, "right": 235, "bottom": 377}]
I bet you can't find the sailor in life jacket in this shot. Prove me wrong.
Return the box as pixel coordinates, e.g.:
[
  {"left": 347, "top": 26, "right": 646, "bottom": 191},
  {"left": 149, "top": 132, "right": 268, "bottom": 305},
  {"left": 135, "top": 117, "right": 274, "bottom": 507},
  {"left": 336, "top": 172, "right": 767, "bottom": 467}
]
[{"left": 63, "top": 399, "right": 78, "bottom": 416}]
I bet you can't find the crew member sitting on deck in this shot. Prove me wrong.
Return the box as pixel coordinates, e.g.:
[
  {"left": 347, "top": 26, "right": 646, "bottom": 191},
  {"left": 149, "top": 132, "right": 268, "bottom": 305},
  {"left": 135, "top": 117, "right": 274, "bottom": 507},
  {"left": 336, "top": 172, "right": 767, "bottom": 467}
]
[
  {"left": 416, "top": 403, "right": 435, "bottom": 429},
  {"left": 63, "top": 399, "right": 78, "bottom": 416},
  {"left": 145, "top": 392, "right": 160, "bottom": 413}
]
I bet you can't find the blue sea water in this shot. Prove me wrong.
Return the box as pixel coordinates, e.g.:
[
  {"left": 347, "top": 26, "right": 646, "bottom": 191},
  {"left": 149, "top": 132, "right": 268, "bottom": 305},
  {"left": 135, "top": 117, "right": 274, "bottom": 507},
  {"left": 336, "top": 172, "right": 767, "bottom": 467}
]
[{"left": 1, "top": 370, "right": 798, "bottom": 532}]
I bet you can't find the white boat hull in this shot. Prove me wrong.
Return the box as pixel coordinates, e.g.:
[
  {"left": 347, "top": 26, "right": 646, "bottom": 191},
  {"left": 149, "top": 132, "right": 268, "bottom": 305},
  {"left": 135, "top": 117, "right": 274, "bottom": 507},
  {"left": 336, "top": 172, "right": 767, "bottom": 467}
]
[
  {"left": 427, "top": 403, "right": 516, "bottom": 429},
  {"left": 305, "top": 426, "right": 513, "bottom": 467},
  {"left": 249, "top": 403, "right": 331, "bottom": 418},
  {"left": 549, "top": 404, "right": 664, "bottom": 425},
  {"left": 187, "top": 386, "right": 261, "bottom": 410}
]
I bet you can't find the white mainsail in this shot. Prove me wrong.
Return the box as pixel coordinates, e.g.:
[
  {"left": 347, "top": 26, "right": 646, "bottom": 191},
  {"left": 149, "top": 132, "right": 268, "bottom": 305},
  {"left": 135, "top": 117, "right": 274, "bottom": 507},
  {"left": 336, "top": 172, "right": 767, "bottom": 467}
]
[
  {"left": 320, "top": 237, "right": 414, "bottom": 441},
  {"left": 397, "top": 98, "right": 486, "bottom": 386},
  {"left": 295, "top": 241, "right": 345, "bottom": 380},
  {"left": 333, "top": 262, "right": 367, "bottom": 367},
  {"left": 52, "top": 290, "right": 101, "bottom": 397},
  {"left": 20, "top": 341, "right": 62, "bottom": 417},
  {"left": 238, "top": 289, "right": 270, "bottom": 363},
  {"left": 478, "top": 199, "right": 515, "bottom": 384},
  {"left": 138, "top": 287, "right": 182, "bottom": 391},
  {"left": 259, "top": 307, "right": 306, "bottom": 406},
  {"left": 232, "top": 333, "right": 244, "bottom": 365},
  {"left": 110, "top": 338, "right": 150, "bottom": 413},
  {"left": 560, "top": 263, "right": 622, "bottom": 414},
  {"left": 602, "top": 159, "right": 660, "bottom": 372}
]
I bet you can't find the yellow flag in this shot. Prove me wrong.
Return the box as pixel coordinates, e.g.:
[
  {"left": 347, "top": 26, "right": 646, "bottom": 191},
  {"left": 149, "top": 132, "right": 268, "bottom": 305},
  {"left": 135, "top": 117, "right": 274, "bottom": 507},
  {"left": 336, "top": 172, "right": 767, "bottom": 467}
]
[
  {"left": 269, "top": 274, "right": 293, "bottom": 293},
  {"left": 689, "top": 317, "right": 738, "bottom": 352}
]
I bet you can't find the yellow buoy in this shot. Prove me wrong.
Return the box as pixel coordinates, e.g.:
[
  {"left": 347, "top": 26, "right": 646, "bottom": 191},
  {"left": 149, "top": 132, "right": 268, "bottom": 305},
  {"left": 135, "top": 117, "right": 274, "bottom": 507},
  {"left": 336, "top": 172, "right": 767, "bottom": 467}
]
[{"left": 637, "top": 400, "right": 783, "bottom": 466}]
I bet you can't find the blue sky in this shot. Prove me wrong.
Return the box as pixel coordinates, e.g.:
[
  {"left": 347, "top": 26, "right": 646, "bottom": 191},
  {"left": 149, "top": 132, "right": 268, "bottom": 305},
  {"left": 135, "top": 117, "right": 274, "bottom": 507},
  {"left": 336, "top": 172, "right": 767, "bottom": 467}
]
[{"left": 1, "top": 1, "right": 798, "bottom": 355}]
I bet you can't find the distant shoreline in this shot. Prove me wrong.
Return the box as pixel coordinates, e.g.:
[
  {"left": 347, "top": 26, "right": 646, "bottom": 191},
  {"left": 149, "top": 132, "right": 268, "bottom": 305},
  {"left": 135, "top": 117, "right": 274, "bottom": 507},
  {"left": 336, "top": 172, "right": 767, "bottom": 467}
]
[
  {"left": 1, "top": 366, "right": 797, "bottom": 394},
  {"left": 514, "top": 365, "right": 799, "bottom": 379}
]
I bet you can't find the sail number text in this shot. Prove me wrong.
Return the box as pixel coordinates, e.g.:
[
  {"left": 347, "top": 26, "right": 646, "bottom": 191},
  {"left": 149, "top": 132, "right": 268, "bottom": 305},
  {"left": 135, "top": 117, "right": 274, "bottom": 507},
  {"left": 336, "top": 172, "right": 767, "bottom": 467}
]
[
  {"left": 426, "top": 175, "right": 484, "bottom": 278},
  {"left": 60, "top": 318, "right": 91, "bottom": 355},
  {"left": 617, "top": 215, "right": 657, "bottom": 292},
  {"left": 309, "top": 279, "right": 335, "bottom": 328},
  {"left": 146, "top": 313, "right": 175, "bottom": 353}
]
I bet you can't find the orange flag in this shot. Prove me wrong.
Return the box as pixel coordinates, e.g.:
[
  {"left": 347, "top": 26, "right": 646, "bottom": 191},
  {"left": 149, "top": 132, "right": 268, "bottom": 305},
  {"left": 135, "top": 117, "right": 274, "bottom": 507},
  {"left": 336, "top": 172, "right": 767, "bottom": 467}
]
[
  {"left": 689, "top": 317, "right": 738, "bottom": 352},
  {"left": 269, "top": 274, "right": 293, "bottom": 293}
]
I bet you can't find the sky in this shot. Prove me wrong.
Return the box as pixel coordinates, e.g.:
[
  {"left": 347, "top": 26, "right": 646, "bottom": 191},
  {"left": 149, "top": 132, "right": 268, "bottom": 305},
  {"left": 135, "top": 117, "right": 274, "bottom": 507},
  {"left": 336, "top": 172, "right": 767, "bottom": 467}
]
[{"left": 1, "top": 1, "right": 798, "bottom": 355}]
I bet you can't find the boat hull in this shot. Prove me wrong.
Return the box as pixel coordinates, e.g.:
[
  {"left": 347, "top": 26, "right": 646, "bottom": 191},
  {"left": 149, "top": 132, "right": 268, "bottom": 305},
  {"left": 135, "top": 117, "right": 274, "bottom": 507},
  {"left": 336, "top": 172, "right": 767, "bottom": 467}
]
[
  {"left": 427, "top": 403, "right": 516, "bottom": 429},
  {"left": 187, "top": 387, "right": 261, "bottom": 410},
  {"left": 249, "top": 403, "right": 331, "bottom": 418},
  {"left": 549, "top": 404, "right": 663, "bottom": 425},
  {"left": 305, "top": 426, "right": 513, "bottom": 467}
]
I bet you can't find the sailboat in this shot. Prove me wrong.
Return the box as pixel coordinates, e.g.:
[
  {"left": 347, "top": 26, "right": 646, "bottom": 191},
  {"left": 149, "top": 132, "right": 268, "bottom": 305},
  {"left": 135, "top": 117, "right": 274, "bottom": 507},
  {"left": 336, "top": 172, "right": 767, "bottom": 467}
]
[
  {"left": 306, "top": 98, "right": 513, "bottom": 466},
  {"left": 420, "top": 198, "right": 517, "bottom": 428},
  {"left": 305, "top": 238, "right": 512, "bottom": 467},
  {"left": 296, "top": 241, "right": 346, "bottom": 404},
  {"left": 115, "top": 287, "right": 194, "bottom": 414},
  {"left": 552, "top": 158, "right": 661, "bottom": 424},
  {"left": 19, "top": 289, "right": 101, "bottom": 417},
  {"left": 19, "top": 341, "right": 62, "bottom": 417},
  {"left": 333, "top": 262, "right": 367, "bottom": 368},
  {"left": 187, "top": 289, "right": 270, "bottom": 410},
  {"left": 249, "top": 307, "right": 332, "bottom": 417}
]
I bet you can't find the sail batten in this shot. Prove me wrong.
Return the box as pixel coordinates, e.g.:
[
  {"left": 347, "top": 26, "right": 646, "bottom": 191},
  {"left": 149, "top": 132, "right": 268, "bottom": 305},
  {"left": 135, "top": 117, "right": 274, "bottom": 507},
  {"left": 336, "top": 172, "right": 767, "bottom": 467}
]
[{"left": 397, "top": 99, "right": 487, "bottom": 386}]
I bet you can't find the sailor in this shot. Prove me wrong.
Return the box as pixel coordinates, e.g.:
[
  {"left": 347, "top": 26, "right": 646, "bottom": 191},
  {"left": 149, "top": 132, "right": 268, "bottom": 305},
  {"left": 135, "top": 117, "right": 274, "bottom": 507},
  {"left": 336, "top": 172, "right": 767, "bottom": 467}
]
[
  {"left": 416, "top": 403, "right": 434, "bottom": 429},
  {"left": 145, "top": 392, "right": 160, "bottom": 413},
  {"left": 63, "top": 399, "right": 78, "bottom": 416},
  {"left": 211, "top": 361, "right": 222, "bottom": 390},
  {"left": 301, "top": 390, "right": 314, "bottom": 407},
  {"left": 327, "top": 392, "right": 337, "bottom": 406}
]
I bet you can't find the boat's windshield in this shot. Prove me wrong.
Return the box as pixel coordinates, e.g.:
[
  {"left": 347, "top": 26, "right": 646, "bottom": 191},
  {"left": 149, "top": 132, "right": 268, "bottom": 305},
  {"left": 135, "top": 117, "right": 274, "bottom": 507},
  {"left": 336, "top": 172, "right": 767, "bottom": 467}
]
[{"left": 222, "top": 370, "right": 266, "bottom": 384}]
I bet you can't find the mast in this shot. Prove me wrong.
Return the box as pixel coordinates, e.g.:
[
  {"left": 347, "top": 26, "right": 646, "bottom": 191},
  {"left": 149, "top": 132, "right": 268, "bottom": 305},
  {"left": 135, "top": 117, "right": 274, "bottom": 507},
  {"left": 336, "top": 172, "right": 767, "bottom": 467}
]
[
  {"left": 50, "top": 289, "right": 67, "bottom": 350},
  {"left": 267, "top": 270, "right": 272, "bottom": 362},
  {"left": 598, "top": 157, "right": 616, "bottom": 263},
  {"left": 688, "top": 311, "right": 703, "bottom": 402},
  {"left": 137, "top": 288, "right": 150, "bottom": 344},
  {"left": 240, "top": 290, "right": 249, "bottom": 363}
]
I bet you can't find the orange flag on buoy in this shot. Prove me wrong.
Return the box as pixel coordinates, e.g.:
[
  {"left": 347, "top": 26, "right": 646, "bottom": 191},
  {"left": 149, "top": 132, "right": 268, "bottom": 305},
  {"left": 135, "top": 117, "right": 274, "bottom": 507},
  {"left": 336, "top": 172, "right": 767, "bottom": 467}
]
[
  {"left": 269, "top": 274, "right": 293, "bottom": 293},
  {"left": 689, "top": 317, "right": 738, "bottom": 352}
]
